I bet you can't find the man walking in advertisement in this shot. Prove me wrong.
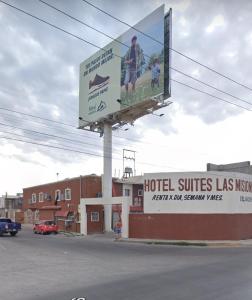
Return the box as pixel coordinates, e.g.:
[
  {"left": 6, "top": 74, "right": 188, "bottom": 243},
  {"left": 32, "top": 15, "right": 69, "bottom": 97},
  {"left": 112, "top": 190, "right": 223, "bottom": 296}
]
[{"left": 124, "top": 35, "right": 143, "bottom": 96}]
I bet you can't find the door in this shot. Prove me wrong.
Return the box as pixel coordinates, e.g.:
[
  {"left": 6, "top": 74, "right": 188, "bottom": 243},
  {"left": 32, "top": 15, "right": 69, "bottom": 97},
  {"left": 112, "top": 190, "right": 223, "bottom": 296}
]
[{"left": 86, "top": 205, "right": 104, "bottom": 234}]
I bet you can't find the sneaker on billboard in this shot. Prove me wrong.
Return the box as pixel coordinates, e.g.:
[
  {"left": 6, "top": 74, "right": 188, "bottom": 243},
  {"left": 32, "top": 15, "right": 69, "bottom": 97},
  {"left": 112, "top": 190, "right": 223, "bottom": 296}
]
[{"left": 89, "top": 74, "right": 110, "bottom": 89}]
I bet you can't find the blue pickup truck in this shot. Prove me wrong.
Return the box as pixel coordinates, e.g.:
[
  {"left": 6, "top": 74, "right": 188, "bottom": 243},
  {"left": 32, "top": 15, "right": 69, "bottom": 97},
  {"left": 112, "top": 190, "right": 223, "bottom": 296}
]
[{"left": 0, "top": 218, "right": 21, "bottom": 236}]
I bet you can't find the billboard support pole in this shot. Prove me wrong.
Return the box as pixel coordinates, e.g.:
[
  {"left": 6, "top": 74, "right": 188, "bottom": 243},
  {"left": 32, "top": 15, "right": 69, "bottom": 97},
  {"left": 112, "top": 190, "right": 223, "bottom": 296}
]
[{"left": 103, "top": 122, "right": 112, "bottom": 232}]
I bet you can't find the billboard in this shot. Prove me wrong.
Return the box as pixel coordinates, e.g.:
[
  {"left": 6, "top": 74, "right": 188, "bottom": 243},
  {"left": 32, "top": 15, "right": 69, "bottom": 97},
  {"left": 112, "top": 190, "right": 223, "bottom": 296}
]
[
  {"left": 79, "top": 5, "right": 171, "bottom": 125},
  {"left": 144, "top": 172, "right": 252, "bottom": 214}
]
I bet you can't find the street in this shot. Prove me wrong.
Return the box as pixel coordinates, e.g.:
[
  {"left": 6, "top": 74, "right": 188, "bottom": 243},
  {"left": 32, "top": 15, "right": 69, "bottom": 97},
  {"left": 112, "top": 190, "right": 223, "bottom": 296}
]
[{"left": 1, "top": 226, "right": 252, "bottom": 300}]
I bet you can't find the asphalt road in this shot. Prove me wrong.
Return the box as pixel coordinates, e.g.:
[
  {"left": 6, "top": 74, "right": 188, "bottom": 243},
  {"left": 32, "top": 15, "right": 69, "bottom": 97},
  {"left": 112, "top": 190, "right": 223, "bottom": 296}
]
[{"left": 1, "top": 226, "right": 252, "bottom": 300}]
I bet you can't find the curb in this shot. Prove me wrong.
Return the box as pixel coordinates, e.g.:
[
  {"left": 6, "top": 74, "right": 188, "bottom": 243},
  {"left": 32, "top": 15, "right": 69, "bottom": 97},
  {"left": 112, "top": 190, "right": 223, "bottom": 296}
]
[{"left": 117, "top": 238, "right": 252, "bottom": 248}]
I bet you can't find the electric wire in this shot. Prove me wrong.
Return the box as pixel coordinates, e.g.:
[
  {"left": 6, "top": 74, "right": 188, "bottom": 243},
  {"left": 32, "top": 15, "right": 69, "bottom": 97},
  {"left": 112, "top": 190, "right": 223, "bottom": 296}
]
[
  {"left": 0, "top": 121, "right": 124, "bottom": 155},
  {"left": 0, "top": 0, "right": 250, "bottom": 114},
  {"left": 171, "top": 78, "right": 252, "bottom": 111},
  {"left": 0, "top": 133, "right": 184, "bottom": 170},
  {"left": 171, "top": 67, "right": 252, "bottom": 107},
  {"left": 0, "top": 0, "right": 251, "bottom": 165},
  {"left": 38, "top": 0, "right": 252, "bottom": 107},
  {"left": 80, "top": 0, "right": 252, "bottom": 92}
]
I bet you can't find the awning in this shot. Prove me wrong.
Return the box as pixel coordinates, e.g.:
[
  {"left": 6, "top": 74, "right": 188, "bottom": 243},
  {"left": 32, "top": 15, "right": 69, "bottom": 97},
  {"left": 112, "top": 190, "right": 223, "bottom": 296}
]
[
  {"left": 40, "top": 206, "right": 61, "bottom": 210},
  {"left": 55, "top": 210, "right": 69, "bottom": 218}
]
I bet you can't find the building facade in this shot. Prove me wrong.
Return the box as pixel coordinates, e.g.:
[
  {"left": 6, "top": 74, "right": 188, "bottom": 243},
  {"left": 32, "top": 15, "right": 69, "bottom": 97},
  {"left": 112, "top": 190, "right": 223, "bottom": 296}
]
[
  {"left": 23, "top": 174, "right": 144, "bottom": 234},
  {"left": 0, "top": 194, "right": 23, "bottom": 221},
  {"left": 128, "top": 171, "right": 252, "bottom": 240},
  {"left": 23, "top": 175, "right": 102, "bottom": 232},
  {"left": 78, "top": 164, "right": 252, "bottom": 241}
]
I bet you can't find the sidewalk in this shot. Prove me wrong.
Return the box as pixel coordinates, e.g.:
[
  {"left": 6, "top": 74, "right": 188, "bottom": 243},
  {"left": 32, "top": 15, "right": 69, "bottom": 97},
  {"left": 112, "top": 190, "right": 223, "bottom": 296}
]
[{"left": 118, "top": 237, "right": 252, "bottom": 247}]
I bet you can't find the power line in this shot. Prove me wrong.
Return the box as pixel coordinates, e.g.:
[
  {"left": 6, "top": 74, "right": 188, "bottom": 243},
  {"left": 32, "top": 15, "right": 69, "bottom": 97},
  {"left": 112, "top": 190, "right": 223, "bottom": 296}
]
[
  {"left": 0, "top": 133, "right": 183, "bottom": 171},
  {"left": 0, "top": 108, "right": 139, "bottom": 150},
  {"left": 1, "top": 0, "right": 251, "bottom": 158},
  {"left": 1, "top": 0, "right": 250, "bottom": 115},
  {"left": 0, "top": 128, "right": 124, "bottom": 160},
  {"left": 0, "top": 134, "right": 109, "bottom": 159},
  {"left": 171, "top": 49, "right": 252, "bottom": 92},
  {"left": 38, "top": 0, "right": 130, "bottom": 50},
  {"left": 171, "top": 67, "right": 252, "bottom": 107},
  {"left": 80, "top": 0, "right": 163, "bottom": 45},
  {"left": 37, "top": 0, "right": 252, "bottom": 109},
  {"left": 1, "top": 131, "right": 246, "bottom": 175},
  {"left": 0, "top": 0, "right": 114, "bottom": 57},
  {"left": 171, "top": 78, "right": 252, "bottom": 111},
  {"left": 1, "top": 133, "right": 243, "bottom": 178},
  {"left": 80, "top": 0, "right": 252, "bottom": 92},
  {"left": 0, "top": 122, "right": 124, "bottom": 154},
  {"left": 0, "top": 121, "right": 123, "bottom": 155},
  {"left": 0, "top": 106, "right": 75, "bottom": 128}
]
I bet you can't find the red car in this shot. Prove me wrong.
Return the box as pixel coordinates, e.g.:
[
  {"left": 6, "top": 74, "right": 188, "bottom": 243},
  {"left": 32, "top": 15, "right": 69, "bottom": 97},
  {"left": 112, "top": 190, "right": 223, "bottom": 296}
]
[{"left": 33, "top": 220, "right": 59, "bottom": 235}]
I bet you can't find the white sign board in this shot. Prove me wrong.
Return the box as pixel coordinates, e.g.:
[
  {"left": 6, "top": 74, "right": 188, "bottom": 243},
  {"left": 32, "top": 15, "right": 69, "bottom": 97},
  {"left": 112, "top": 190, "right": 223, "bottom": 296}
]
[{"left": 144, "top": 172, "right": 252, "bottom": 214}]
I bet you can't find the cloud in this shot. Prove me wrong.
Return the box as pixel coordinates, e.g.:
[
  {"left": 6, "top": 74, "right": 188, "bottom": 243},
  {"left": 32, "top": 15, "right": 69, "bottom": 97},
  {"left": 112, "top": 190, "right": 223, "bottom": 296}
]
[{"left": 0, "top": 0, "right": 251, "bottom": 171}]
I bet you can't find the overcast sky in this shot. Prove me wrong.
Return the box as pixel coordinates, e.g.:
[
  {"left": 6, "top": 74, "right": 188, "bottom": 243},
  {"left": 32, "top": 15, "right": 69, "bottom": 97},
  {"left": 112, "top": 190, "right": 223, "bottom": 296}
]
[{"left": 0, "top": 0, "right": 252, "bottom": 195}]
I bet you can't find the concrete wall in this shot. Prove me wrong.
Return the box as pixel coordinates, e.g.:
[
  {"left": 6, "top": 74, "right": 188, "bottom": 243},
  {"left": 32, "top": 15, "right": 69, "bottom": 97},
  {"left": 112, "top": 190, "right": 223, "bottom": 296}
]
[{"left": 207, "top": 161, "right": 252, "bottom": 175}]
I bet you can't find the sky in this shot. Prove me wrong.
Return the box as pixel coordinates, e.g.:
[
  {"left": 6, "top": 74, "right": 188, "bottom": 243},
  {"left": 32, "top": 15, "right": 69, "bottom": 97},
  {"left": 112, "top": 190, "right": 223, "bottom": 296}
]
[{"left": 0, "top": 0, "right": 252, "bottom": 195}]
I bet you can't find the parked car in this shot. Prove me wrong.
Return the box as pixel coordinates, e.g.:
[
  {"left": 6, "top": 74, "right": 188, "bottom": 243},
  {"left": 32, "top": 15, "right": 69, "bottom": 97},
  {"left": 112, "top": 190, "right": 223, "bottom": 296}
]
[
  {"left": 33, "top": 220, "right": 58, "bottom": 235},
  {"left": 0, "top": 218, "right": 21, "bottom": 236}
]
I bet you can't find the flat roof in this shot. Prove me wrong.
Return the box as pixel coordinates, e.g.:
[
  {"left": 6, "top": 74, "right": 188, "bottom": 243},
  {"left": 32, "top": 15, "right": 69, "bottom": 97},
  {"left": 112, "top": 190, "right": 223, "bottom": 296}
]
[
  {"left": 115, "top": 175, "right": 144, "bottom": 185},
  {"left": 23, "top": 174, "right": 100, "bottom": 190}
]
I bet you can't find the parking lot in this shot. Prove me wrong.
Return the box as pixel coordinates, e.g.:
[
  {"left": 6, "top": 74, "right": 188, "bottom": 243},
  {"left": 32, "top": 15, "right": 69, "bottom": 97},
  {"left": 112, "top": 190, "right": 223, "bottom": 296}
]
[{"left": 1, "top": 225, "right": 252, "bottom": 300}]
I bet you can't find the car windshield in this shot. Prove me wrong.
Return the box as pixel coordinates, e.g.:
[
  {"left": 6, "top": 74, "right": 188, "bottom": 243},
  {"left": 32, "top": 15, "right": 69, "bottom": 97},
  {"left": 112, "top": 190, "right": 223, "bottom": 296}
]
[
  {"left": 0, "top": 218, "right": 12, "bottom": 223},
  {"left": 44, "top": 221, "right": 55, "bottom": 225}
]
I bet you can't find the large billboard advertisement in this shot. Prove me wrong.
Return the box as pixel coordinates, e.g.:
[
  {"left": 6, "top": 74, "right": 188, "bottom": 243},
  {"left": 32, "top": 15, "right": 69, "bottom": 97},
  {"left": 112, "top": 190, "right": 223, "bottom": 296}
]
[
  {"left": 79, "top": 5, "right": 169, "bottom": 125},
  {"left": 144, "top": 172, "right": 252, "bottom": 214}
]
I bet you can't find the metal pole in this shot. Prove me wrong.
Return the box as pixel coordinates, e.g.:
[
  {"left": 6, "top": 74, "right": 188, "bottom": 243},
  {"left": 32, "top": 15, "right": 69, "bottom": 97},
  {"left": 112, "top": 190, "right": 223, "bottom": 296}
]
[{"left": 103, "top": 122, "right": 112, "bottom": 232}]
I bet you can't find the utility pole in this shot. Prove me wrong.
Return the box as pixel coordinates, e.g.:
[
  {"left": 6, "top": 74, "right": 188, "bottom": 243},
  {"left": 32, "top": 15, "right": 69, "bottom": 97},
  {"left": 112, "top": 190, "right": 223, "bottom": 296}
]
[{"left": 103, "top": 123, "right": 112, "bottom": 232}]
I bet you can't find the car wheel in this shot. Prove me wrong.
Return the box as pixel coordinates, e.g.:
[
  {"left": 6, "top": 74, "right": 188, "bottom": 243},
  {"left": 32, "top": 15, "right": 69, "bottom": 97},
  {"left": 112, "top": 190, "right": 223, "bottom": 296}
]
[
  {"left": 33, "top": 230, "right": 37, "bottom": 234},
  {"left": 54, "top": 231, "right": 58, "bottom": 235},
  {"left": 10, "top": 232, "right": 17, "bottom": 236}
]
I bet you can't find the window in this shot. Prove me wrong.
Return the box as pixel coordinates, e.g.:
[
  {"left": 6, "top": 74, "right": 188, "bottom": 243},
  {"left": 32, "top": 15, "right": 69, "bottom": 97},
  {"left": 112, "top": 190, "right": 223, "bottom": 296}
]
[
  {"left": 67, "top": 212, "right": 74, "bottom": 221},
  {"left": 124, "top": 189, "right": 130, "bottom": 196},
  {"left": 44, "top": 193, "right": 51, "bottom": 201},
  {"left": 134, "top": 197, "right": 142, "bottom": 206},
  {"left": 65, "top": 188, "right": 71, "bottom": 201},
  {"left": 91, "top": 211, "right": 99, "bottom": 222},
  {"left": 55, "top": 190, "right": 61, "bottom": 202},
  {"left": 31, "top": 193, "right": 36, "bottom": 203},
  {"left": 138, "top": 189, "right": 143, "bottom": 197},
  {"left": 39, "top": 192, "right": 44, "bottom": 202}
]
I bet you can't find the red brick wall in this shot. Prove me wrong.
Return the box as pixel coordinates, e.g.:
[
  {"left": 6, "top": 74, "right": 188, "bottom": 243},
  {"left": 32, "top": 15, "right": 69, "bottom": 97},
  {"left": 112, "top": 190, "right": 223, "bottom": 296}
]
[
  {"left": 23, "top": 177, "right": 81, "bottom": 212},
  {"left": 23, "top": 176, "right": 102, "bottom": 211},
  {"left": 129, "top": 213, "right": 252, "bottom": 240},
  {"left": 23, "top": 175, "right": 102, "bottom": 232},
  {"left": 39, "top": 210, "right": 55, "bottom": 221},
  {"left": 81, "top": 176, "right": 102, "bottom": 198},
  {"left": 113, "top": 182, "right": 123, "bottom": 197}
]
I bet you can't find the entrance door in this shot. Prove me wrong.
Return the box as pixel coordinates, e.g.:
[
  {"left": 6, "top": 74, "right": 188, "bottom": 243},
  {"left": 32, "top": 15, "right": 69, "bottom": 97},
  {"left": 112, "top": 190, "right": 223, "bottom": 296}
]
[{"left": 86, "top": 205, "right": 104, "bottom": 234}]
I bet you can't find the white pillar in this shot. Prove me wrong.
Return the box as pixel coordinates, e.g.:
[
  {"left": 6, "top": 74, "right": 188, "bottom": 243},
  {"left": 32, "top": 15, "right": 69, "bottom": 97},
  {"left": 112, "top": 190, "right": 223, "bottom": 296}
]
[
  {"left": 80, "top": 203, "right": 87, "bottom": 235},
  {"left": 103, "top": 123, "right": 112, "bottom": 232},
  {"left": 121, "top": 197, "right": 129, "bottom": 238}
]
